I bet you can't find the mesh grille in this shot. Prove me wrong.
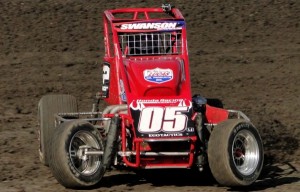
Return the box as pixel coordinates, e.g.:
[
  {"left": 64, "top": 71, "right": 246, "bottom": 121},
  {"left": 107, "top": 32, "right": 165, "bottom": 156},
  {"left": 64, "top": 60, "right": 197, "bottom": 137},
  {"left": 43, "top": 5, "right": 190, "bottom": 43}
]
[{"left": 119, "top": 32, "right": 182, "bottom": 56}]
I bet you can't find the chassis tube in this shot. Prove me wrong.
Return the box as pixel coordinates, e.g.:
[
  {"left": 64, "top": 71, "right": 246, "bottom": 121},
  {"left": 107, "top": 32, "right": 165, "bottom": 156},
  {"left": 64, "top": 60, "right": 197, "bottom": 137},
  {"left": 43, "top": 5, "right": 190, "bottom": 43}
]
[{"left": 121, "top": 119, "right": 140, "bottom": 167}]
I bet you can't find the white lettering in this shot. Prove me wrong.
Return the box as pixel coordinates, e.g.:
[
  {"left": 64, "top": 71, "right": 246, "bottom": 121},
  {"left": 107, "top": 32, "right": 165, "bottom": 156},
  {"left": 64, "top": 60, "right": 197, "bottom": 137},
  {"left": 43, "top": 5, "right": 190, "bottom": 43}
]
[
  {"left": 138, "top": 106, "right": 188, "bottom": 133},
  {"left": 120, "top": 22, "right": 178, "bottom": 30},
  {"left": 148, "top": 133, "right": 183, "bottom": 137}
]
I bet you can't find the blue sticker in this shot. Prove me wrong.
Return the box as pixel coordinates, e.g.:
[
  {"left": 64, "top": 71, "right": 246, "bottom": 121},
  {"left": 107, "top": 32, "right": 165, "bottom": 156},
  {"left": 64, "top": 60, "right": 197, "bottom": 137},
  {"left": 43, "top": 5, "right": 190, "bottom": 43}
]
[
  {"left": 119, "top": 79, "right": 127, "bottom": 102},
  {"left": 143, "top": 68, "right": 173, "bottom": 84}
]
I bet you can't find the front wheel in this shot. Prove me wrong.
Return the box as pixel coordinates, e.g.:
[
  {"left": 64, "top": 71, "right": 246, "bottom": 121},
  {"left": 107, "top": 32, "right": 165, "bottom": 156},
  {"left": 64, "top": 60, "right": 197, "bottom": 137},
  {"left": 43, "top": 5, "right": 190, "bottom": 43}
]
[
  {"left": 49, "top": 120, "right": 105, "bottom": 188},
  {"left": 208, "top": 119, "right": 264, "bottom": 186}
]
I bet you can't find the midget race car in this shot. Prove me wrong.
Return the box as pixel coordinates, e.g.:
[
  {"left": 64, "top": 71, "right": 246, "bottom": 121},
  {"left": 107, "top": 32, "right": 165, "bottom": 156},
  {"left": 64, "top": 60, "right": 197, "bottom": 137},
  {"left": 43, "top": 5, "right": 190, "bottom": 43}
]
[{"left": 38, "top": 4, "right": 264, "bottom": 189}]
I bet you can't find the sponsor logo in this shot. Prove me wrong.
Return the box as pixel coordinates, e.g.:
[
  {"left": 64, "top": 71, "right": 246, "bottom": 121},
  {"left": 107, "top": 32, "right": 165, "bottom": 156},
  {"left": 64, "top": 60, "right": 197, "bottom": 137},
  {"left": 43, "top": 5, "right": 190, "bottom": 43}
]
[
  {"left": 129, "top": 99, "right": 192, "bottom": 111},
  {"left": 143, "top": 68, "right": 173, "bottom": 84},
  {"left": 102, "top": 63, "right": 110, "bottom": 98},
  {"left": 119, "top": 79, "right": 127, "bottom": 102},
  {"left": 120, "top": 22, "right": 179, "bottom": 30},
  {"left": 148, "top": 133, "right": 183, "bottom": 137}
]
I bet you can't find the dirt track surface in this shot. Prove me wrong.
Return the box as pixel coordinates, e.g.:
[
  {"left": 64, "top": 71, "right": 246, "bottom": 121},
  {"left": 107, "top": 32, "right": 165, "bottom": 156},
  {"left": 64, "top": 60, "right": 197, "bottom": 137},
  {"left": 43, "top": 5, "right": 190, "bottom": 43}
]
[{"left": 0, "top": 0, "right": 299, "bottom": 191}]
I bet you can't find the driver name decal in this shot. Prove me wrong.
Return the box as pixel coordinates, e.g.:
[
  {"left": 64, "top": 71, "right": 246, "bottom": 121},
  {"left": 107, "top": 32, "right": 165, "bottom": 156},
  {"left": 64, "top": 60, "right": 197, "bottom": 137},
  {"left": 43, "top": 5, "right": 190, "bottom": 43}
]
[
  {"left": 143, "top": 68, "right": 173, "bottom": 84},
  {"left": 120, "top": 22, "right": 178, "bottom": 30}
]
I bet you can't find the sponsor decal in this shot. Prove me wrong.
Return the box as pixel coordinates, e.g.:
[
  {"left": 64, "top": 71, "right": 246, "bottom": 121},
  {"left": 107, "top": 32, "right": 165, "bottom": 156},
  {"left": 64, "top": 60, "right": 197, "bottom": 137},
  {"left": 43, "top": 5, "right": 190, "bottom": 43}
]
[
  {"left": 149, "top": 133, "right": 183, "bottom": 137},
  {"left": 130, "top": 99, "right": 192, "bottom": 111},
  {"left": 119, "top": 79, "right": 127, "bottom": 102},
  {"left": 120, "top": 22, "right": 180, "bottom": 30},
  {"left": 143, "top": 68, "right": 173, "bottom": 84},
  {"left": 102, "top": 63, "right": 110, "bottom": 98}
]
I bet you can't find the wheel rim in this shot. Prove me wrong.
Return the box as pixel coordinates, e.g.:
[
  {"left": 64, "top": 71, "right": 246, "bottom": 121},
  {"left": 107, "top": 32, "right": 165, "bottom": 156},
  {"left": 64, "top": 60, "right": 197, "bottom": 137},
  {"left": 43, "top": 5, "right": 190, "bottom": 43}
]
[
  {"left": 232, "top": 129, "right": 260, "bottom": 176},
  {"left": 69, "top": 131, "right": 101, "bottom": 176}
]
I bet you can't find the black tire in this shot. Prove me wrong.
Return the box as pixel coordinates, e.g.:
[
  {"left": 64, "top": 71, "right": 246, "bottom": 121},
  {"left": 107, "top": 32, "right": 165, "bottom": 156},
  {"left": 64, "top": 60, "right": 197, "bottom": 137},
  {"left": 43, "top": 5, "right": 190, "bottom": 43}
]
[
  {"left": 49, "top": 120, "right": 105, "bottom": 188},
  {"left": 208, "top": 119, "right": 264, "bottom": 186},
  {"left": 37, "top": 94, "right": 77, "bottom": 166}
]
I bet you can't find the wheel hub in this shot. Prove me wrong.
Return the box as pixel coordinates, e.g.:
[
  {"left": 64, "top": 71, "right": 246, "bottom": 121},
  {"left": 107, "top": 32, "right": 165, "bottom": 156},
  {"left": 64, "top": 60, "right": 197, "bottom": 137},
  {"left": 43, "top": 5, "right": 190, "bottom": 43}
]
[
  {"left": 232, "top": 129, "right": 260, "bottom": 176},
  {"left": 69, "top": 131, "right": 102, "bottom": 176}
]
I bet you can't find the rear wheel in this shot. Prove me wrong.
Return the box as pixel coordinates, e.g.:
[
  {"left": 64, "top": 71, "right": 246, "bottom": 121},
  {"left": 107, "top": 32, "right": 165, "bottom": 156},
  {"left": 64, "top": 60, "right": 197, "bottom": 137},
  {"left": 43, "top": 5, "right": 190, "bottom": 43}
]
[
  {"left": 37, "top": 94, "right": 77, "bottom": 165},
  {"left": 49, "top": 120, "right": 105, "bottom": 188},
  {"left": 208, "top": 119, "right": 263, "bottom": 186}
]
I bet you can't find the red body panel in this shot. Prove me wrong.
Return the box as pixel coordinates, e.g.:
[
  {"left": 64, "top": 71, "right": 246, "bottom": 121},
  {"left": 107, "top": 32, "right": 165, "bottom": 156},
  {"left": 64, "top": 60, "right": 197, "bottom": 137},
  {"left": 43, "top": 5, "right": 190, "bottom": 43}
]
[
  {"left": 124, "top": 58, "right": 183, "bottom": 97},
  {"left": 205, "top": 105, "right": 229, "bottom": 124}
]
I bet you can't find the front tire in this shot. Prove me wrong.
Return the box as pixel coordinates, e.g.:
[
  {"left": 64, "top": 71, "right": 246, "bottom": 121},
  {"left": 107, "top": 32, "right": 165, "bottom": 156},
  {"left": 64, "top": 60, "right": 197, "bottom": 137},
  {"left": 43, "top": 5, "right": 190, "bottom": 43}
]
[
  {"left": 49, "top": 120, "right": 105, "bottom": 188},
  {"left": 208, "top": 119, "right": 264, "bottom": 186}
]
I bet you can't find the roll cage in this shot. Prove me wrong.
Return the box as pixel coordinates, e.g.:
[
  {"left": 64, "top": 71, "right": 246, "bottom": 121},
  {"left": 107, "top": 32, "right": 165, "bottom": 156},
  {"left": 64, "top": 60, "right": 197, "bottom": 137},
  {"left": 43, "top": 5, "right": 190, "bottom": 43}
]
[{"left": 103, "top": 6, "right": 187, "bottom": 58}]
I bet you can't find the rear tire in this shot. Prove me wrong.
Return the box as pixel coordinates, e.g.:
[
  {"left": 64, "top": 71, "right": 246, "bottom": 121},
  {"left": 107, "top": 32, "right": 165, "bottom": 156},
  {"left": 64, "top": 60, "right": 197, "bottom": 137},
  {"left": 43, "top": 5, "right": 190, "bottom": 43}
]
[
  {"left": 49, "top": 120, "right": 105, "bottom": 188},
  {"left": 208, "top": 119, "right": 264, "bottom": 186},
  {"left": 38, "top": 94, "right": 77, "bottom": 166}
]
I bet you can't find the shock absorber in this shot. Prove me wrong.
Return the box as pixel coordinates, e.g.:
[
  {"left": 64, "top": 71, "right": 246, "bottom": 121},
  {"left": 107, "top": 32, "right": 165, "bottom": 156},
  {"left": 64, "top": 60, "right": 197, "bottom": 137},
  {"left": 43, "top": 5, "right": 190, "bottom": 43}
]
[
  {"left": 192, "top": 94, "right": 208, "bottom": 171},
  {"left": 192, "top": 94, "right": 207, "bottom": 142}
]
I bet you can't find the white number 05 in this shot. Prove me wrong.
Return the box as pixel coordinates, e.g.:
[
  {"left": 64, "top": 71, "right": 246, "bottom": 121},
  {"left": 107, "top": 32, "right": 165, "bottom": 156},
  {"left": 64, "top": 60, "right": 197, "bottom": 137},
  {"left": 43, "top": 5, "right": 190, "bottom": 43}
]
[{"left": 138, "top": 107, "right": 188, "bottom": 133}]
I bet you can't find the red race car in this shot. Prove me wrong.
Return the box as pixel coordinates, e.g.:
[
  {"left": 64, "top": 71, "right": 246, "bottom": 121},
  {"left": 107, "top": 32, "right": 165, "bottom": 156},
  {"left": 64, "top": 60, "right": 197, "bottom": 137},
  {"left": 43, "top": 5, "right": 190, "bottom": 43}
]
[{"left": 38, "top": 4, "right": 264, "bottom": 189}]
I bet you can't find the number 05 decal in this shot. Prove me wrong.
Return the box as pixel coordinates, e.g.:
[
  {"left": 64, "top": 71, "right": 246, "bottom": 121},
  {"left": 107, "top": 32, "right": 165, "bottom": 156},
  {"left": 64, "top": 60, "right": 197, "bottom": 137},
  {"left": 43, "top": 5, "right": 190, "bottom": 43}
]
[{"left": 138, "top": 107, "right": 188, "bottom": 133}]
